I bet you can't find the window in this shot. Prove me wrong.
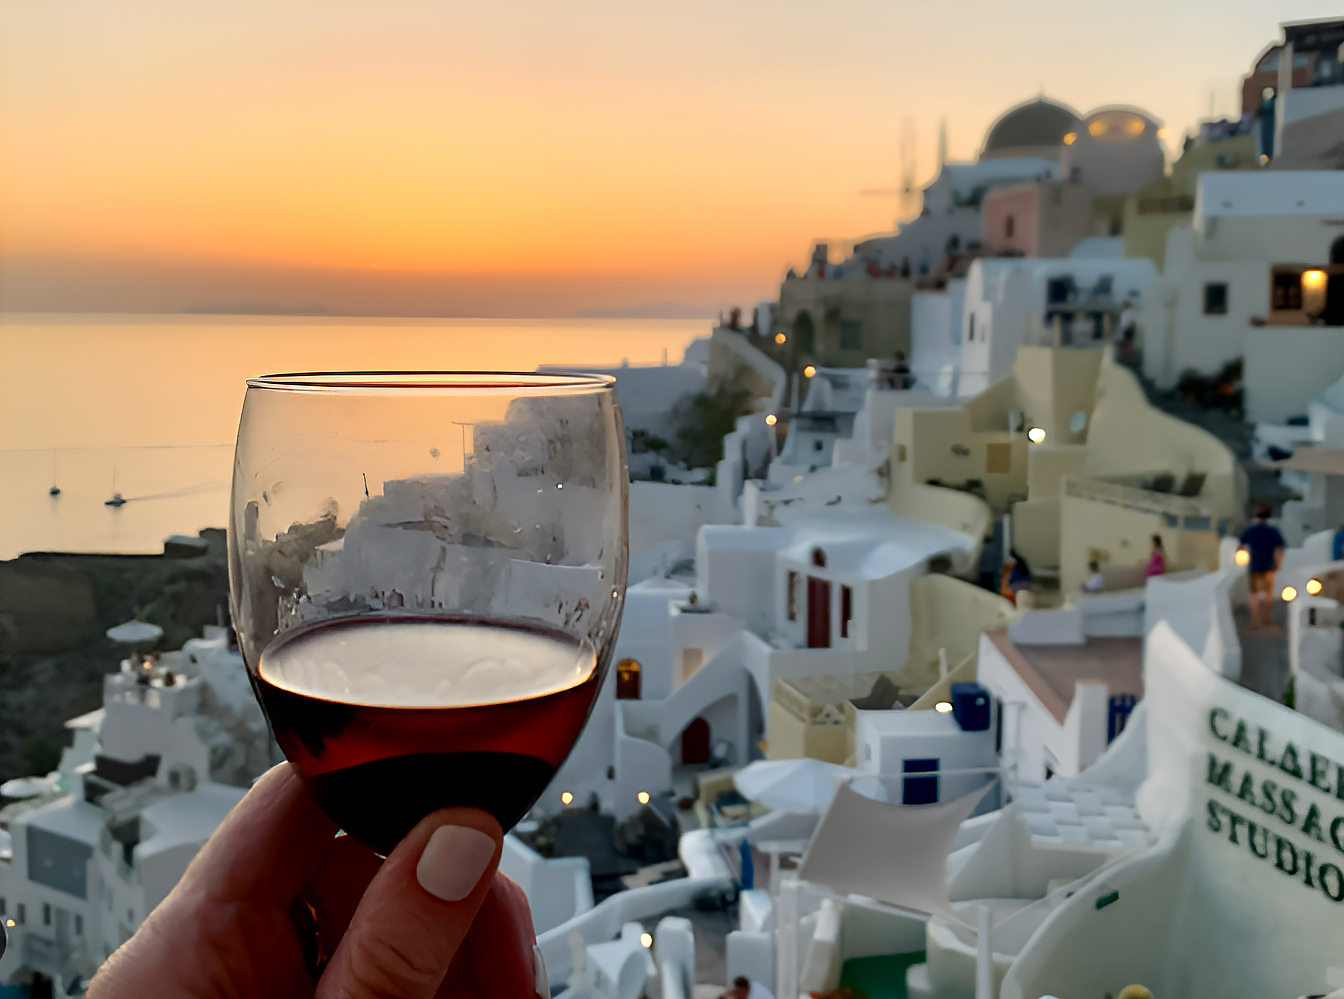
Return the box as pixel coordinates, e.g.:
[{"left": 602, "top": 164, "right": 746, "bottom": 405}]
[
  {"left": 1272, "top": 271, "right": 1303, "bottom": 311},
  {"left": 902, "top": 758, "right": 940, "bottom": 805},
  {"left": 615, "top": 659, "right": 642, "bottom": 700},
  {"left": 1203, "top": 282, "right": 1228, "bottom": 315},
  {"left": 787, "top": 571, "right": 798, "bottom": 621},
  {"left": 811, "top": 548, "right": 827, "bottom": 568},
  {"left": 967, "top": 314, "right": 975, "bottom": 341},
  {"left": 1005, "top": 215, "right": 1015, "bottom": 238},
  {"left": 17, "top": 903, "right": 25, "bottom": 925},
  {"left": 840, "top": 319, "right": 862, "bottom": 351},
  {"left": 986, "top": 442, "right": 1012, "bottom": 474},
  {"left": 75, "top": 914, "right": 83, "bottom": 936},
  {"left": 43, "top": 903, "right": 51, "bottom": 926},
  {"left": 0, "top": 898, "right": 5, "bottom": 916},
  {"left": 840, "top": 586, "right": 853, "bottom": 639}
]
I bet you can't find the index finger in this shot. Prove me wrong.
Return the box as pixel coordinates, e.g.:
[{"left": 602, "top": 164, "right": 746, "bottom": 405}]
[{"left": 178, "top": 762, "right": 340, "bottom": 907}]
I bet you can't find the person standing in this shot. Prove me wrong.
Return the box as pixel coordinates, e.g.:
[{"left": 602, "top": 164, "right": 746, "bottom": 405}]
[
  {"left": 1240, "top": 504, "right": 1286, "bottom": 630},
  {"left": 1145, "top": 535, "right": 1166, "bottom": 578},
  {"left": 1084, "top": 560, "right": 1105, "bottom": 592},
  {"left": 893, "top": 350, "right": 912, "bottom": 389},
  {"left": 1119, "top": 297, "right": 1138, "bottom": 357}
]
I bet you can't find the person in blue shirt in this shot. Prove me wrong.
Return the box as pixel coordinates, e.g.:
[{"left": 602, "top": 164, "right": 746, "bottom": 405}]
[
  {"left": 1240, "top": 504, "right": 1285, "bottom": 630},
  {"left": 1333, "top": 524, "right": 1344, "bottom": 562}
]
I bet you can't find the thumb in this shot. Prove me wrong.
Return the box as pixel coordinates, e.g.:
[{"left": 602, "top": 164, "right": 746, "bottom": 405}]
[{"left": 317, "top": 808, "right": 503, "bottom": 999}]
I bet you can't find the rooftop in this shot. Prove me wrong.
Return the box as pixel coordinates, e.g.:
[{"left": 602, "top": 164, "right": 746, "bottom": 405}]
[
  {"left": 1195, "top": 170, "right": 1344, "bottom": 222},
  {"left": 982, "top": 98, "right": 1080, "bottom": 154},
  {"left": 780, "top": 510, "right": 975, "bottom": 580},
  {"left": 987, "top": 629, "right": 1143, "bottom": 723}
]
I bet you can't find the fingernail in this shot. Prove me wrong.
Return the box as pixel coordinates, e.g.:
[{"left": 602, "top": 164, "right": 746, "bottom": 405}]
[
  {"left": 416, "top": 824, "right": 496, "bottom": 901},
  {"left": 533, "top": 944, "right": 549, "bottom": 998}
]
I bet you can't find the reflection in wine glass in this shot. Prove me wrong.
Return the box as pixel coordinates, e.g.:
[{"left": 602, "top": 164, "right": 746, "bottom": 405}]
[{"left": 228, "top": 372, "right": 628, "bottom": 854}]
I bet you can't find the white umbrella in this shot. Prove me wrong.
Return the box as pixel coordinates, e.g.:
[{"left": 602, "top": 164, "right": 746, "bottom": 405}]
[
  {"left": 1, "top": 776, "right": 53, "bottom": 800},
  {"left": 733, "top": 758, "right": 862, "bottom": 814},
  {"left": 105, "top": 620, "right": 163, "bottom": 644}
]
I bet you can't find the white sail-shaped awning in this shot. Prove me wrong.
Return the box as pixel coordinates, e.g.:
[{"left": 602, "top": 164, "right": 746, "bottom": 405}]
[{"left": 797, "top": 778, "right": 996, "bottom": 922}]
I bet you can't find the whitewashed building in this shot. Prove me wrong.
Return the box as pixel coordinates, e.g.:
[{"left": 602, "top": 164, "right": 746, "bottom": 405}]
[{"left": 1142, "top": 170, "right": 1344, "bottom": 420}]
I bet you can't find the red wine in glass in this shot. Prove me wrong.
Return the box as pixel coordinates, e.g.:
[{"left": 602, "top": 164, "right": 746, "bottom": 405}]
[{"left": 256, "top": 615, "right": 600, "bottom": 855}]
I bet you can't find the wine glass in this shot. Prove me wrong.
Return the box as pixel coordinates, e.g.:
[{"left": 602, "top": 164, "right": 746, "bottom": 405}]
[{"left": 227, "top": 372, "right": 628, "bottom": 854}]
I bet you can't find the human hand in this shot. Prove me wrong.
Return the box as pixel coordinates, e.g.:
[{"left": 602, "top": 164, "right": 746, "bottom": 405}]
[{"left": 87, "top": 763, "right": 543, "bottom": 999}]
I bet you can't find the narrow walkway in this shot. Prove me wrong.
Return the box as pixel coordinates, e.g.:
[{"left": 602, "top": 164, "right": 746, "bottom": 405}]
[{"left": 1234, "top": 604, "right": 1291, "bottom": 703}]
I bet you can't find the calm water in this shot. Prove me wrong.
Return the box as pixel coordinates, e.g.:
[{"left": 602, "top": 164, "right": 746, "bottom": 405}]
[{"left": 0, "top": 313, "right": 705, "bottom": 559}]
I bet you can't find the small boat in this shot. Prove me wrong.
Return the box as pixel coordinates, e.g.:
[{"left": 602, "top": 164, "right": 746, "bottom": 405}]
[
  {"left": 49, "top": 485, "right": 61, "bottom": 497},
  {"left": 105, "top": 493, "right": 126, "bottom": 507}
]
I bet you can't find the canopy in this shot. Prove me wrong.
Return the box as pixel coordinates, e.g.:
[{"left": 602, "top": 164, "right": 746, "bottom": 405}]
[
  {"left": 733, "top": 758, "right": 861, "bottom": 815},
  {"left": 797, "top": 778, "right": 996, "bottom": 921},
  {"left": 1, "top": 776, "right": 53, "bottom": 800},
  {"left": 105, "top": 620, "right": 163, "bottom": 644}
]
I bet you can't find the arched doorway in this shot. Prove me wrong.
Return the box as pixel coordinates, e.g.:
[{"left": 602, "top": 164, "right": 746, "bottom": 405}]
[
  {"left": 793, "top": 311, "right": 816, "bottom": 356},
  {"left": 616, "top": 658, "right": 642, "bottom": 700},
  {"left": 682, "top": 717, "right": 711, "bottom": 765},
  {"left": 807, "top": 547, "right": 831, "bottom": 648}
]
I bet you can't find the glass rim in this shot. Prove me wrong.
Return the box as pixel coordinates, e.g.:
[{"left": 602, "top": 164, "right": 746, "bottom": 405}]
[{"left": 245, "top": 370, "right": 617, "bottom": 392}]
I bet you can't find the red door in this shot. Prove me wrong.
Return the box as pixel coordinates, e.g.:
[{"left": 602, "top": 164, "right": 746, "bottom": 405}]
[
  {"left": 682, "top": 717, "right": 711, "bottom": 764},
  {"left": 807, "top": 576, "right": 832, "bottom": 648}
]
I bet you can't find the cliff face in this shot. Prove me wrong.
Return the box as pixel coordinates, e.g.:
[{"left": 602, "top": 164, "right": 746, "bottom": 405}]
[{"left": 0, "top": 529, "right": 230, "bottom": 785}]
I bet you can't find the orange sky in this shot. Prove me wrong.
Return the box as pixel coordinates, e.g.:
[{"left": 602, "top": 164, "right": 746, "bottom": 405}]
[{"left": 1, "top": 1, "right": 1337, "bottom": 317}]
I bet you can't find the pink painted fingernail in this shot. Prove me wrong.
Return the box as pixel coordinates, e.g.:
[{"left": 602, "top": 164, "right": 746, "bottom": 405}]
[{"left": 416, "top": 825, "right": 496, "bottom": 901}]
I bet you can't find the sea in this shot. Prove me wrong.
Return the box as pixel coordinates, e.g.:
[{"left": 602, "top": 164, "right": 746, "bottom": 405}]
[{"left": 0, "top": 313, "right": 706, "bottom": 560}]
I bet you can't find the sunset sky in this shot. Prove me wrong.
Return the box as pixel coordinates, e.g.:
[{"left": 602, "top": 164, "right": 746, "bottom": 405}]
[{"left": 1, "top": 1, "right": 1337, "bottom": 317}]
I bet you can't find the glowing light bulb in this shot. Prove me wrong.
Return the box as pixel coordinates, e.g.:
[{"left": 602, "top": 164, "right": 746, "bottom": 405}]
[
  {"left": 1234, "top": 548, "right": 1250, "bottom": 567},
  {"left": 803, "top": 365, "right": 817, "bottom": 378},
  {"left": 640, "top": 932, "right": 653, "bottom": 948},
  {"left": 1027, "top": 427, "right": 1046, "bottom": 443},
  {"left": 1063, "top": 132, "right": 1077, "bottom": 145},
  {"left": 560, "top": 791, "right": 574, "bottom": 805},
  {"left": 935, "top": 701, "right": 953, "bottom": 713},
  {"left": 765, "top": 414, "right": 778, "bottom": 426},
  {"left": 775, "top": 333, "right": 787, "bottom": 344},
  {"left": 1303, "top": 269, "right": 1327, "bottom": 291},
  {"left": 1282, "top": 586, "right": 1298, "bottom": 602},
  {"left": 637, "top": 790, "right": 651, "bottom": 805},
  {"left": 1308, "top": 578, "right": 1323, "bottom": 595}
]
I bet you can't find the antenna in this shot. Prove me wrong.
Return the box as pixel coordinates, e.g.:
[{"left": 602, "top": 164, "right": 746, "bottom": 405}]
[
  {"left": 899, "top": 115, "right": 918, "bottom": 224},
  {"left": 451, "top": 421, "right": 472, "bottom": 463},
  {"left": 937, "top": 117, "right": 948, "bottom": 170},
  {"left": 362, "top": 472, "right": 369, "bottom": 498}
]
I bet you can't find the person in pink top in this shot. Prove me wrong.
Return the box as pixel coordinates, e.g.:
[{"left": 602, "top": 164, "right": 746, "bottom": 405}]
[{"left": 1145, "top": 534, "right": 1166, "bottom": 577}]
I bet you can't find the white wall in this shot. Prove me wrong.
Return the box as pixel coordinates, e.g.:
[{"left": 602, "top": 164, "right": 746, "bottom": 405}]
[
  {"left": 538, "top": 363, "right": 705, "bottom": 441},
  {"left": 500, "top": 834, "right": 593, "bottom": 936},
  {"left": 697, "top": 526, "right": 787, "bottom": 637},
  {"left": 1245, "top": 325, "right": 1344, "bottom": 423},
  {"left": 1005, "top": 622, "right": 1344, "bottom": 999},
  {"left": 630, "top": 482, "right": 725, "bottom": 554},
  {"left": 853, "top": 708, "right": 997, "bottom": 803}
]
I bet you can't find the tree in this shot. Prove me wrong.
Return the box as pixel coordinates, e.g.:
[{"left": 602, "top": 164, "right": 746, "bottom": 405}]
[{"left": 670, "top": 369, "right": 755, "bottom": 470}]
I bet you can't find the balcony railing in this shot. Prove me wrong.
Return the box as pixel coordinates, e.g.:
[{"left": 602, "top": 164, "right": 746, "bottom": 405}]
[{"left": 1063, "top": 475, "right": 1212, "bottom": 522}]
